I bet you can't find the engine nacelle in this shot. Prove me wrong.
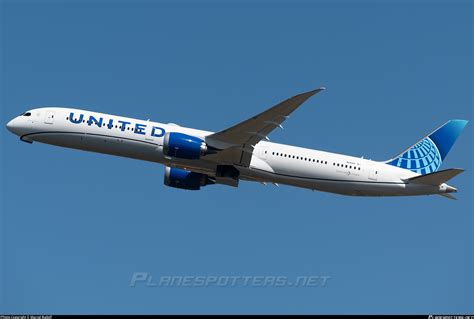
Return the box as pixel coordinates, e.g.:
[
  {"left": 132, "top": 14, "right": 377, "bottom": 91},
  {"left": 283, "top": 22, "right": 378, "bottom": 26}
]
[
  {"left": 163, "top": 132, "right": 208, "bottom": 160},
  {"left": 164, "top": 167, "right": 214, "bottom": 190}
]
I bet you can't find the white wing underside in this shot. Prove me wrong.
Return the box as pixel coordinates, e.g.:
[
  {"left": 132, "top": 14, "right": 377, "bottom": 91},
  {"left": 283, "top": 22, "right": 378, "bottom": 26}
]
[{"left": 204, "top": 87, "right": 325, "bottom": 166}]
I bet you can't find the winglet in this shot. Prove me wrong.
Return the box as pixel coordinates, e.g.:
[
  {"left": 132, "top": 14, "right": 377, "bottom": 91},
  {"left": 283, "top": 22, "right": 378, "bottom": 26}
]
[
  {"left": 309, "top": 86, "right": 326, "bottom": 95},
  {"left": 290, "top": 87, "right": 326, "bottom": 102}
]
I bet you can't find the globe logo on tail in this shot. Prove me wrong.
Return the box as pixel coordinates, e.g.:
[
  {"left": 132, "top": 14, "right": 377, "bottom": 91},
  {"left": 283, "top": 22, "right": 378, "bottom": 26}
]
[{"left": 387, "top": 137, "right": 442, "bottom": 175}]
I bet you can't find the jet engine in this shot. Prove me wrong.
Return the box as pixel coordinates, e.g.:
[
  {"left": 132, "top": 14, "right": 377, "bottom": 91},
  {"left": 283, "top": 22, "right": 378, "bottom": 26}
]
[
  {"left": 163, "top": 132, "right": 208, "bottom": 160},
  {"left": 164, "top": 166, "right": 215, "bottom": 190}
]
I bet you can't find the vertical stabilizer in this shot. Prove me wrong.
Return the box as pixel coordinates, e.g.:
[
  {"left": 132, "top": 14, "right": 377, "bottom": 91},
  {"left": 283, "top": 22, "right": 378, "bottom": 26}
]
[{"left": 385, "top": 120, "right": 468, "bottom": 174}]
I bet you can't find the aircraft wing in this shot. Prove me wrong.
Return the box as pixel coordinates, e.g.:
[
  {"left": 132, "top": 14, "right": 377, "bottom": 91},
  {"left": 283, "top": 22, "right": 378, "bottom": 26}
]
[{"left": 205, "top": 87, "right": 325, "bottom": 166}]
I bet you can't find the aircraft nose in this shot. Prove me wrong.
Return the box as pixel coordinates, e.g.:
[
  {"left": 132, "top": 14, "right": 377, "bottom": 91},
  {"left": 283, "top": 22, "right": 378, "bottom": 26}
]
[
  {"left": 6, "top": 118, "right": 15, "bottom": 133},
  {"left": 6, "top": 117, "right": 21, "bottom": 135}
]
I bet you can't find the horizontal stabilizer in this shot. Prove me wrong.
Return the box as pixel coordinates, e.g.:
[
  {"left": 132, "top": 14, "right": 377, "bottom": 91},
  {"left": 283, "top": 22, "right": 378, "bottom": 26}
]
[
  {"left": 406, "top": 168, "right": 464, "bottom": 185},
  {"left": 438, "top": 193, "right": 457, "bottom": 200}
]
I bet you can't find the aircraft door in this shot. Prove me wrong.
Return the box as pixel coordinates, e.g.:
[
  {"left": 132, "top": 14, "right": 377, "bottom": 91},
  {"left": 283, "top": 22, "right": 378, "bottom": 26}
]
[
  {"left": 45, "top": 111, "right": 55, "bottom": 124},
  {"left": 259, "top": 145, "right": 269, "bottom": 160},
  {"left": 368, "top": 168, "right": 378, "bottom": 181}
]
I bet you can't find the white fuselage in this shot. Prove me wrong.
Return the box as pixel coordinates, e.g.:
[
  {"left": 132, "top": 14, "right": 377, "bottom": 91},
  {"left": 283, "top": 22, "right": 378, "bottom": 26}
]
[{"left": 7, "top": 107, "right": 449, "bottom": 197}]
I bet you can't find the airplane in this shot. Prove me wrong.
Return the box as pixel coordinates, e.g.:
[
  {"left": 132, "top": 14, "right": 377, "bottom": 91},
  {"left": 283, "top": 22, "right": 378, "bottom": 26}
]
[{"left": 6, "top": 88, "right": 469, "bottom": 199}]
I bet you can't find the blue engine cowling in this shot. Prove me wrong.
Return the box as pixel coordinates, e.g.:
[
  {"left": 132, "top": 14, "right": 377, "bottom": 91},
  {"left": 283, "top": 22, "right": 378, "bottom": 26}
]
[
  {"left": 163, "top": 132, "right": 208, "bottom": 160},
  {"left": 164, "top": 167, "right": 215, "bottom": 190}
]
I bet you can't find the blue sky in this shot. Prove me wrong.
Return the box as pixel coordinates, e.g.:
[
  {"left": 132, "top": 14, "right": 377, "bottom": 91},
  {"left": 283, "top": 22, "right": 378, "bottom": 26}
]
[{"left": 1, "top": 0, "right": 472, "bottom": 314}]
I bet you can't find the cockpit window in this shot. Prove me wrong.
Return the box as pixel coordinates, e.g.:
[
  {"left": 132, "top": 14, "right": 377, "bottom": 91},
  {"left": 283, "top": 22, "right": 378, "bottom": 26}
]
[{"left": 23, "top": 112, "right": 32, "bottom": 117}]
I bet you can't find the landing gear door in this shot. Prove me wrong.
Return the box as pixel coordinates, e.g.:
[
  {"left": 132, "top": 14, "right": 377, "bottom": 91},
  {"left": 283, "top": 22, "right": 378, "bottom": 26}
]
[{"left": 45, "top": 111, "right": 55, "bottom": 124}]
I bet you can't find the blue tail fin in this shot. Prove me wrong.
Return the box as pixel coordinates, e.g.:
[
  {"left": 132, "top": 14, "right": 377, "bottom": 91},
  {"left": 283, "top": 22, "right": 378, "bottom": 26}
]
[{"left": 385, "top": 120, "right": 468, "bottom": 174}]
